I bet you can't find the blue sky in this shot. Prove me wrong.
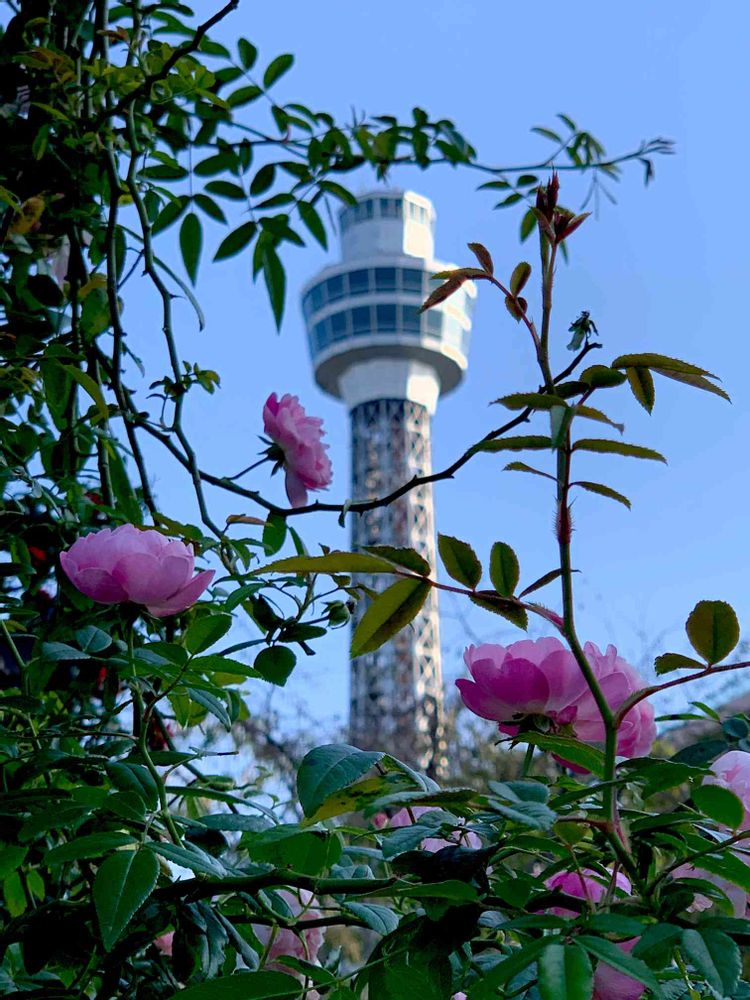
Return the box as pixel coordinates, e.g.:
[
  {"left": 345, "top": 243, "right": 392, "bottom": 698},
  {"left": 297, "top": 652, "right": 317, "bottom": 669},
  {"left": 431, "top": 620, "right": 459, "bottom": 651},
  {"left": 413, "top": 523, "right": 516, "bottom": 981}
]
[{"left": 128, "top": 1, "right": 750, "bottom": 731}]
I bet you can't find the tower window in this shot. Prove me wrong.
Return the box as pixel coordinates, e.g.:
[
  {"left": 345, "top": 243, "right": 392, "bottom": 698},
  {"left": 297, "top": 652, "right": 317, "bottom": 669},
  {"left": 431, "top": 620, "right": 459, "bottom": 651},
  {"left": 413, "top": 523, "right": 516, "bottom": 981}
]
[
  {"left": 348, "top": 269, "right": 370, "bottom": 296},
  {"left": 330, "top": 311, "right": 348, "bottom": 340},
  {"left": 310, "top": 284, "right": 324, "bottom": 312},
  {"left": 376, "top": 303, "right": 397, "bottom": 332},
  {"left": 401, "top": 268, "right": 424, "bottom": 294},
  {"left": 400, "top": 303, "right": 421, "bottom": 334},
  {"left": 426, "top": 311, "right": 442, "bottom": 337},
  {"left": 374, "top": 267, "right": 397, "bottom": 292},
  {"left": 326, "top": 274, "right": 345, "bottom": 302},
  {"left": 351, "top": 306, "right": 371, "bottom": 335}
]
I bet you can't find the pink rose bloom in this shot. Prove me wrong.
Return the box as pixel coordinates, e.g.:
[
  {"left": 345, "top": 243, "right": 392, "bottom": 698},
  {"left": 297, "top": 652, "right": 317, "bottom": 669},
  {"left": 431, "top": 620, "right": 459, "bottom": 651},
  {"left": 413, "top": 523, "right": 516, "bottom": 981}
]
[
  {"left": 593, "top": 939, "right": 645, "bottom": 1000},
  {"left": 456, "top": 638, "right": 591, "bottom": 730},
  {"left": 382, "top": 805, "right": 481, "bottom": 852},
  {"left": 569, "top": 643, "right": 656, "bottom": 760},
  {"left": 452, "top": 994, "right": 467, "bottom": 999},
  {"left": 671, "top": 862, "right": 747, "bottom": 916},
  {"left": 545, "top": 869, "right": 631, "bottom": 918},
  {"left": 254, "top": 889, "right": 324, "bottom": 971},
  {"left": 705, "top": 750, "right": 750, "bottom": 828},
  {"left": 154, "top": 931, "right": 174, "bottom": 956},
  {"left": 60, "top": 524, "right": 214, "bottom": 617},
  {"left": 263, "top": 393, "right": 332, "bottom": 507}
]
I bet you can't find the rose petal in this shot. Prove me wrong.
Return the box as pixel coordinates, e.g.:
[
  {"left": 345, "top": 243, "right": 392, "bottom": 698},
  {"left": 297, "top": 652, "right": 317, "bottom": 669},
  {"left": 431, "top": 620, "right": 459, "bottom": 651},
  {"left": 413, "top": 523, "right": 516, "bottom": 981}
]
[{"left": 146, "top": 570, "right": 214, "bottom": 617}]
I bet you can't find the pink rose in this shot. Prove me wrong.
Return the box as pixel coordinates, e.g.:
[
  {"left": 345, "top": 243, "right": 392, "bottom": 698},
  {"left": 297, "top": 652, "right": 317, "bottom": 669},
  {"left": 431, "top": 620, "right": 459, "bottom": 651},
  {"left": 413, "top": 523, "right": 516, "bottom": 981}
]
[
  {"left": 60, "top": 524, "right": 214, "bottom": 617},
  {"left": 545, "top": 869, "right": 631, "bottom": 918},
  {"left": 263, "top": 393, "right": 332, "bottom": 507},
  {"left": 593, "top": 939, "right": 645, "bottom": 1000},
  {"left": 570, "top": 643, "right": 656, "bottom": 760},
  {"left": 671, "top": 862, "right": 747, "bottom": 916},
  {"left": 705, "top": 750, "right": 750, "bottom": 828},
  {"left": 254, "top": 889, "right": 324, "bottom": 971},
  {"left": 456, "top": 638, "right": 590, "bottom": 728},
  {"left": 154, "top": 931, "right": 174, "bottom": 956},
  {"left": 382, "top": 805, "right": 482, "bottom": 852}
]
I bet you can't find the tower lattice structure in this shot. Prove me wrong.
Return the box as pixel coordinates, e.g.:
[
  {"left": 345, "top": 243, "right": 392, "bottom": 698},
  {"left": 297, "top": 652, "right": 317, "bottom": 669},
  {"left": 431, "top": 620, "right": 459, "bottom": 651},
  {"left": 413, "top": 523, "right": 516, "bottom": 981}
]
[{"left": 301, "top": 190, "right": 475, "bottom": 775}]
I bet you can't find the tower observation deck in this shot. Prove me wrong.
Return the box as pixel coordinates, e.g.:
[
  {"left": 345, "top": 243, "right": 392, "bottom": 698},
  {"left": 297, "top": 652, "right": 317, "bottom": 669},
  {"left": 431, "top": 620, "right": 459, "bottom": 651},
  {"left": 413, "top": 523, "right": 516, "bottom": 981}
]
[{"left": 301, "top": 190, "right": 475, "bottom": 775}]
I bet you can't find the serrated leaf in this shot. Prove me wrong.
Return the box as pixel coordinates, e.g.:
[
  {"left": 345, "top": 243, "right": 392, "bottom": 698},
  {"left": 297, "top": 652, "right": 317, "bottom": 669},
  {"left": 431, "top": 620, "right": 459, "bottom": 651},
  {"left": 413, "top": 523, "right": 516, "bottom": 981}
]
[
  {"left": 363, "top": 546, "right": 430, "bottom": 575},
  {"left": 681, "top": 928, "right": 740, "bottom": 995},
  {"left": 573, "top": 481, "right": 631, "bottom": 509},
  {"left": 468, "top": 241, "right": 494, "bottom": 274},
  {"left": 489, "top": 541, "right": 519, "bottom": 597},
  {"left": 497, "top": 392, "right": 566, "bottom": 411},
  {"left": 438, "top": 534, "right": 481, "bottom": 589},
  {"left": 504, "top": 461, "right": 555, "bottom": 480},
  {"left": 469, "top": 593, "right": 528, "bottom": 629},
  {"left": 510, "top": 261, "right": 531, "bottom": 295},
  {"left": 518, "top": 568, "right": 563, "bottom": 598},
  {"left": 573, "top": 438, "right": 666, "bottom": 462},
  {"left": 538, "top": 943, "right": 593, "bottom": 1000},
  {"left": 515, "top": 734, "right": 605, "bottom": 777},
  {"left": 686, "top": 600, "right": 740, "bottom": 664},
  {"left": 297, "top": 744, "right": 384, "bottom": 817},
  {"left": 344, "top": 901, "right": 399, "bottom": 935},
  {"left": 611, "top": 353, "right": 715, "bottom": 377},
  {"left": 693, "top": 784, "right": 744, "bottom": 829},
  {"left": 491, "top": 799, "right": 556, "bottom": 831},
  {"left": 653, "top": 368, "right": 731, "bottom": 401},
  {"left": 46, "top": 833, "right": 137, "bottom": 866},
  {"left": 253, "top": 646, "right": 296, "bottom": 686},
  {"left": 258, "top": 551, "right": 399, "bottom": 575},
  {"left": 580, "top": 365, "right": 628, "bottom": 389},
  {"left": 573, "top": 404, "right": 624, "bottom": 433},
  {"left": 179, "top": 211, "right": 202, "bottom": 285},
  {"left": 263, "top": 53, "right": 294, "bottom": 88},
  {"left": 184, "top": 614, "right": 232, "bottom": 655},
  {"left": 471, "top": 435, "right": 553, "bottom": 455},
  {"left": 576, "top": 936, "right": 660, "bottom": 993},
  {"left": 419, "top": 276, "right": 464, "bottom": 313},
  {"left": 94, "top": 848, "right": 159, "bottom": 951},
  {"left": 351, "top": 578, "right": 430, "bottom": 656},
  {"left": 655, "top": 652, "right": 704, "bottom": 675},
  {"left": 626, "top": 366, "right": 656, "bottom": 412}
]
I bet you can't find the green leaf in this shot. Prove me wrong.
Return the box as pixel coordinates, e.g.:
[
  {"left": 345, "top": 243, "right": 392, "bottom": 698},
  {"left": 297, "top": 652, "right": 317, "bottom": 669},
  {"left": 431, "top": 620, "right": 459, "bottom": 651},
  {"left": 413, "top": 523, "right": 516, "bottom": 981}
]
[
  {"left": 504, "top": 461, "right": 555, "bottom": 480},
  {"left": 490, "top": 798, "right": 557, "bottom": 831},
  {"left": 489, "top": 541, "right": 519, "bottom": 597},
  {"left": 518, "top": 568, "right": 563, "bottom": 599},
  {"left": 652, "top": 368, "right": 731, "bottom": 402},
  {"left": 515, "top": 734, "right": 605, "bottom": 777},
  {"left": 179, "top": 211, "right": 202, "bottom": 285},
  {"left": 0, "top": 847, "right": 27, "bottom": 879},
  {"left": 344, "top": 901, "right": 399, "bottom": 935},
  {"left": 93, "top": 848, "right": 159, "bottom": 951},
  {"left": 45, "top": 832, "right": 137, "bottom": 865},
  {"left": 510, "top": 261, "right": 531, "bottom": 295},
  {"left": 471, "top": 434, "right": 553, "bottom": 455},
  {"left": 693, "top": 784, "right": 744, "bottom": 829},
  {"left": 253, "top": 646, "right": 296, "bottom": 686},
  {"left": 573, "top": 404, "right": 624, "bottom": 433},
  {"left": 363, "top": 546, "right": 430, "bottom": 576},
  {"left": 250, "top": 163, "right": 275, "bottom": 196},
  {"left": 62, "top": 366, "right": 109, "bottom": 421},
  {"left": 681, "top": 928, "right": 740, "bottom": 995},
  {"left": 654, "top": 652, "right": 705, "bottom": 675},
  {"left": 193, "top": 193, "right": 227, "bottom": 224},
  {"left": 263, "top": 53, "right": 294, "bottom": 88},
  {"left": 259, "top": 551, "right": 399, "bottom": 576},
  {"left": 227, "top": 84, "right": 262, "bottom": 108},
  {"left": 520, "top": 208, "right": 537, "bottom": 241},
  {"left": 262, "top": 513, "right": 287, "bottom": 555},
  {"left": 469, "top": 593, "right": 528, "bottom": 630},
  {"left": 438, "top": 534, "right": 482, "bottom": 589},
  {"left": 468, "top": 242, "right": 494, "bottom": 274},
  {"left": 168, "top": 972, "right": 302, "bottom": 999},
  {"left": 467, "top": 939, "right": 548, "bottom": 998},
  {"left": 262, "top": 245, "right": 285, "bottom": 329},
  {"left": 580, "top": 365, "right": 628, "bottom": 389},
  {"left": 75, "top": 625, "right": 112, "bottom": 654},
  {"left": 41, "top": 641, "right": 92, "bottom": 662},
  {"left": 351, "top": 578, "right": 430, "bottom": 656},
  {"left": 149, "top": 842, "right": 224, "bottom": 877},
  {"left": 626, "top": 367, "right": 656, "bottom": 412},
  {"left": 538, "top": 943, "right": 593, "bottom": 1000},
  {"left": 184, "top": 614, "right": 233, "bottom": 655},
  {"left": 298, "top": 201, "right": 327, "bottom": 249},
  {"left": 297, "top": 744, "right": 384, "bottom": 818},
  {"left": 497, "top": 392, "right": 566, "bottom": 411},
  {"left": 573, "top": 481, "right": 631, "bottom": 509},
  {"left": 237, "top": 38, "right": 258, "bottom": 70},
  {"left": 686, "top": 600, "right": 740, "bottom": 664},
  {"left": 611, "top": 353, "right": 715, "bottom": 377},
  {"left": 214, "top": 221, "right": 257, "bottom": 261},
  {"left": 573, "top": 438, "right": 666, "bottom": 462},
  {"left": 576, "top": 936, "right": 660, "bottom": 993}
]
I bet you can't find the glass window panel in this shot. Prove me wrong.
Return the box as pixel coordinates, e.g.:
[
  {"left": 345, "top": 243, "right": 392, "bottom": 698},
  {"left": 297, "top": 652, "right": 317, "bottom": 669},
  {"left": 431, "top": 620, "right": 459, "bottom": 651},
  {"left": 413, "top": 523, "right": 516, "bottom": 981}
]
[
  {"left": 313, "top": 319, "right": 327, "bottom": 351},
  {"left": 374, "top": 267, "right": 397, "bottom": 291},
  {"left": 351, "top": 306, "right": 371, "bottom": 335},
  {"left": 443, "top": 315, "right": 462, "bottom": 348},
  {"left": 376, "top": 303, "right": 397, "bottom": 332},
  {"left": 364, "top": 199, "right": 374, "bottom": 218},
  {"left": 426, "top": 311, "right": 442, "bottom": 336},
  {"left": 400, "top": 303, "right": 420, "bottom": 333},
  {"left": 402, "top": 268, "right": 424, "bottom": 294},
  {"left": 326, "top": 274, "right": 345, "bottom": 302},
  {"left": 330, "top": 311, "right": 348, "bottom": 340},
  {"left": 348, "top": 269, "right": 370, "bottom": 296},
  {"left": 311, "top": 283, "right": 324, "bottom": 311}
]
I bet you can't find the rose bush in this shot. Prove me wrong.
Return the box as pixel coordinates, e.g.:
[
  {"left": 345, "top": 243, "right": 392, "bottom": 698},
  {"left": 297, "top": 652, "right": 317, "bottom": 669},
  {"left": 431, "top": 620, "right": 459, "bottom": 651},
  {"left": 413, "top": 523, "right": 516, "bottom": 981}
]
[{"left": 1, "top": 2, "right": 747, "bottom": 998}]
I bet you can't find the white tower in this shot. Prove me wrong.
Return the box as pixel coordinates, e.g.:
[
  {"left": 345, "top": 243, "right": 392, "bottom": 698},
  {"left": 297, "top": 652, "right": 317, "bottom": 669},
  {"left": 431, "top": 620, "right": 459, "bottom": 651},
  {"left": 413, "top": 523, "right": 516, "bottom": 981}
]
[{"left": 301, "top": 190, "right": 475, "bottom": 775}]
